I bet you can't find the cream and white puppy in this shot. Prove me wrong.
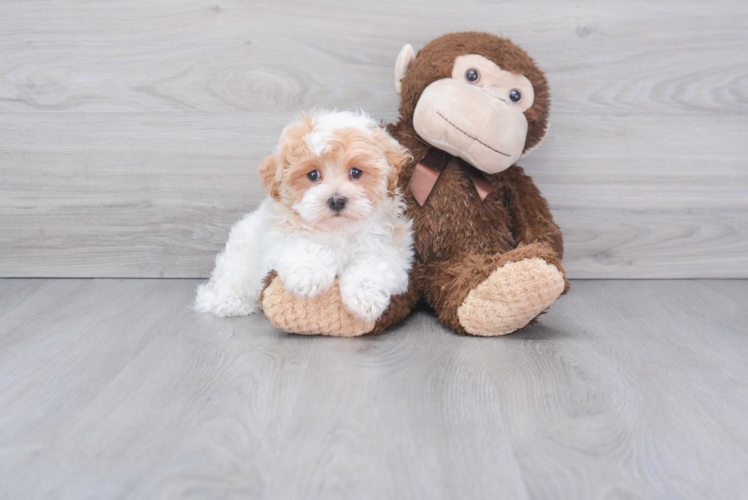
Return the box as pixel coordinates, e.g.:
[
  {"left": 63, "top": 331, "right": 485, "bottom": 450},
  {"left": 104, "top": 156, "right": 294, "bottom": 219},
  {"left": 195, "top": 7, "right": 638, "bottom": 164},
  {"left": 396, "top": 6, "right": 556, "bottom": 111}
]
[{"left": 195, "top": 110, "right": 413, "bottom": 322}]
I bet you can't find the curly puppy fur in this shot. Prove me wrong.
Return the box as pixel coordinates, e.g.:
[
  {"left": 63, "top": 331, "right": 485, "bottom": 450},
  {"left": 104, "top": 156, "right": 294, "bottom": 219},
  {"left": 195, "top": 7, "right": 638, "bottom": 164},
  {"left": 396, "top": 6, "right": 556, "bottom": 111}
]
[{"left": 196, "top": 110, "right": 414, "bottom": 323}]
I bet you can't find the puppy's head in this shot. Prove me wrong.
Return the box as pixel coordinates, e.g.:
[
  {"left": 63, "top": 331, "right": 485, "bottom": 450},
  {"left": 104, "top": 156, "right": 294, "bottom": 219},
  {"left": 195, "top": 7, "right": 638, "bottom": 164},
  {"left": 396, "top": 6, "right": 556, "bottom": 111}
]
[{"left": 259, "top": 110, "right": 411, "bottom": 231}]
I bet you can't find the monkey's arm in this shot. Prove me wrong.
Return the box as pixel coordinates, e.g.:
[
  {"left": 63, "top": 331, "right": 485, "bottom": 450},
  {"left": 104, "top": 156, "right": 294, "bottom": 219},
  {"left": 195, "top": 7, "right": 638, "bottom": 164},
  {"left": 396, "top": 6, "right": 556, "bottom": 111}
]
[{"left": 501, "top": 166, "right": 564, "bottom": 258}]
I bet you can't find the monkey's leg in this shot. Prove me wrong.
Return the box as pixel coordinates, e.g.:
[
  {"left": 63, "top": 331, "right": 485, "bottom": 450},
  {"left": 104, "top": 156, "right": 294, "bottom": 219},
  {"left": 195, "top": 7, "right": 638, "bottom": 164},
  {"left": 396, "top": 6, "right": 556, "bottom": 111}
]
[
  {"left": 423, "top": 243, "right": 570, "bottom": 336},
  {"left": 260, "top": 265, "right": 421, "bottom": 337}
]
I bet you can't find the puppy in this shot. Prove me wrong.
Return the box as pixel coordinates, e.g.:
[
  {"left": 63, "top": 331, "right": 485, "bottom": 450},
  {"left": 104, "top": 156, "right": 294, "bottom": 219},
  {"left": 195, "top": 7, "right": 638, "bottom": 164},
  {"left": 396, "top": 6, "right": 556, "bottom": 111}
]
[{"left": 195, "top": 110, "right": 414, "bottom": 322}]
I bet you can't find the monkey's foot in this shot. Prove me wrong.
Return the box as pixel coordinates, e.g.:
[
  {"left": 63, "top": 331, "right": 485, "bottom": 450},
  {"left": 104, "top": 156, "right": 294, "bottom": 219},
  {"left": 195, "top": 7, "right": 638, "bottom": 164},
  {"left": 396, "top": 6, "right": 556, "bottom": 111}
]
[
  {"left": 456, "top": 257, "right": 565, "bottom": 336},
  {"left": 261, "top": 275, "right": 375, "bottom": 337}
]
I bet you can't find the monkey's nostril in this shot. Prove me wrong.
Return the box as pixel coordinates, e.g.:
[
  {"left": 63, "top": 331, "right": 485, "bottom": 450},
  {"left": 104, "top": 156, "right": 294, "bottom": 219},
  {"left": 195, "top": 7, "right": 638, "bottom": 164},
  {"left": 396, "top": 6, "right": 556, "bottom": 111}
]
[{"left": 327, "top": 195, "right": 346, "bottom": 212}]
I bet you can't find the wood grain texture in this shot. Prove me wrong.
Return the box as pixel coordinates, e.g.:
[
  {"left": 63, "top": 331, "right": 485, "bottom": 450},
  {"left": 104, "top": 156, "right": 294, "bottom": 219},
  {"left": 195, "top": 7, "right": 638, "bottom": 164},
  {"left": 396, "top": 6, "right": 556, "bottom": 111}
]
[
  {"left": 1, "top": 0, "right": 747, "bottom": 277},
  {"left": 2, "top": 113, "right": 746, "bottom": 278},
  {"left": 1, "top": 278, "right": 747, "bottom": 499},
  {"left": 1, "top": 1, "right": 746, "bottom": 115}
]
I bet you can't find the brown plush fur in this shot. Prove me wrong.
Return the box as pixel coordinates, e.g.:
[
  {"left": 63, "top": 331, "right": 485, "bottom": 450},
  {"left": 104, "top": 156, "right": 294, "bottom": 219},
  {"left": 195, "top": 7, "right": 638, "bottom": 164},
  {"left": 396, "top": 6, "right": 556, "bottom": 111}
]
[{"left": 375, "top": 32, "right": 568, "bottom": 334}]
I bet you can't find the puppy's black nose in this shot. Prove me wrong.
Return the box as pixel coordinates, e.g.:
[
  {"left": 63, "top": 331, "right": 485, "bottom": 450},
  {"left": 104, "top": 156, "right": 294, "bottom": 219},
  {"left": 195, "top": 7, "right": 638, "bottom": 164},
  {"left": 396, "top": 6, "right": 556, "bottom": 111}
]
[{"left": 327, "top": 195, "right": 346, "bottom": 212}]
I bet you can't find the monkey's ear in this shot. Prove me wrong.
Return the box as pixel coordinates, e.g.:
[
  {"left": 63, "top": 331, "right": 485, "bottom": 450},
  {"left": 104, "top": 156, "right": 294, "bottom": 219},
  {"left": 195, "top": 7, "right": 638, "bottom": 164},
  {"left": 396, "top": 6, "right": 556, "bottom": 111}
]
[
  {"left": 258, "top": 154, "right": 282, "bottom": 200},
  {"left": 394, "top": 44, "right": 416, "bottom": 94}
]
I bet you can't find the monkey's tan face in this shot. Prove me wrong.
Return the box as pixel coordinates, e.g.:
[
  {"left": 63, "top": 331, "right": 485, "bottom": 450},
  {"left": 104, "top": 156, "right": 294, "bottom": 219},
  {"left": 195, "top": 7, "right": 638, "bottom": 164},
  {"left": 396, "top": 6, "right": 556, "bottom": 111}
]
[{"left": 411, "top": 54, "right": 535, "bottom": 174}]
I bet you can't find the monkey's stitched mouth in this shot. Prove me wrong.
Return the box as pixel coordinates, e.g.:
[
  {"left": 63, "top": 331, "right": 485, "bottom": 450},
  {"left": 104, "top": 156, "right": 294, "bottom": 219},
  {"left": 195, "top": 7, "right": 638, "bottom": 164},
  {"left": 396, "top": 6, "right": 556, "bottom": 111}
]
[{"left": 436, "top": 111, "right": 510, "bottom": 157}]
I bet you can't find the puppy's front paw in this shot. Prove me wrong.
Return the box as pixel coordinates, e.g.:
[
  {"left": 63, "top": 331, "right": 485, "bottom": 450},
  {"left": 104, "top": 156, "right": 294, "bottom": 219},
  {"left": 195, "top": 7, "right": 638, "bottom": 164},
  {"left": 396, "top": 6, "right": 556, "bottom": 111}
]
[
  {"left": 340, "top": 277, "right": 391, "bottom": 322},
  {"left": 281, "top": 266, "right": 336, "bottom": 299},
  {"left": 195, "top": 283, "right": 259, "bottom": 317}
]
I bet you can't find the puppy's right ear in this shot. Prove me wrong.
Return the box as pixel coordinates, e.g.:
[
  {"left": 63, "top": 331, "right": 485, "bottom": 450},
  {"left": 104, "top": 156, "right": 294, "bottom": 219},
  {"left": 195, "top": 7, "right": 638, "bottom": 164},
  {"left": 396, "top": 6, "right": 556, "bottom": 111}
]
[{"left": 258, "top": 154, "right": 281, "bottom": 200}]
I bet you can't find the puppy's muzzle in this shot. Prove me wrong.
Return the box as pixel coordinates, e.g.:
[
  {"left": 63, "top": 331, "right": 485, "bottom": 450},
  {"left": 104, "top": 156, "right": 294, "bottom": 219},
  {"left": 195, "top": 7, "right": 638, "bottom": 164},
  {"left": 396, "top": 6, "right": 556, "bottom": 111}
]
[{"left": 327, "top": 195, "right": 347, "bottom": 213}]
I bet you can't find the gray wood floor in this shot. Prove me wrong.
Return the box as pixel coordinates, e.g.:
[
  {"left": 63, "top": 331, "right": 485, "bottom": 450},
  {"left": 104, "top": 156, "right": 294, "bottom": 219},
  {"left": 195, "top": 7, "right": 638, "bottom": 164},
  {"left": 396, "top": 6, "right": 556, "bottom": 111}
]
[{"left": 1, "top": 279, "right": 747, "bottom": 499}]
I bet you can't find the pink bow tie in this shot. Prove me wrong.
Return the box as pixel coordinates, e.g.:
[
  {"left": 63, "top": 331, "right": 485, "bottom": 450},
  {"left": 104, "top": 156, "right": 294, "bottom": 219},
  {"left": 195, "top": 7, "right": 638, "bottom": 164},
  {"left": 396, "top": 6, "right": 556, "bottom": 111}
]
[{"left": 408, "top": 148, "right": 496, "bottom": 206}]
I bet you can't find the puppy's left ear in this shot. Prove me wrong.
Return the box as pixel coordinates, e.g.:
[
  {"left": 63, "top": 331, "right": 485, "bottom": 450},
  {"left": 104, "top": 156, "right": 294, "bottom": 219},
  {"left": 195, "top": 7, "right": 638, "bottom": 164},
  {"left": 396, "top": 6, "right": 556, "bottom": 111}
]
[
  {"left": 372, "top": 129, "right": 412, "bottom": 197},
  {"left": 258, "top": 154, "right": 282, "bottom": 200}
]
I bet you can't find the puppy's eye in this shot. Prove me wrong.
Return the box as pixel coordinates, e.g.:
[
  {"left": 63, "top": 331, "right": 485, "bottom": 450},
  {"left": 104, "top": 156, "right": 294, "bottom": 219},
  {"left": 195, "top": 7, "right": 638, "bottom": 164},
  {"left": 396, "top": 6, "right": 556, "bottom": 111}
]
[
  {"left": 307, "top": 169, "right": 320, "bottom": 181},
  {"left": 509, "top": 89, "right": 522, "bottom": 103},
  {"left": 349, "top": 167, "right": 362, "bottom": 179},
  {"left": 465, "top": 68, "right": 480, "bottom": 83}
]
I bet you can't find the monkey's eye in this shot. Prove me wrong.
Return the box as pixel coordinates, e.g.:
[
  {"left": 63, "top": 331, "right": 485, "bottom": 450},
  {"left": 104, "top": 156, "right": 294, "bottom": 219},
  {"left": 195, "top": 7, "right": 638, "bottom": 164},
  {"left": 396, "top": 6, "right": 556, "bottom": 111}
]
[
  {"left": 465, "top": 68, "right": 480, "bottom": 83},
  {"left": 349, "top": 167, "right": 362, "bottom": 179},
  {"left": 307, "top": 169, "right": 321, "bottom": 181},
  {"left": 509, "top": 89, "right": 522, "bottom": 103}
]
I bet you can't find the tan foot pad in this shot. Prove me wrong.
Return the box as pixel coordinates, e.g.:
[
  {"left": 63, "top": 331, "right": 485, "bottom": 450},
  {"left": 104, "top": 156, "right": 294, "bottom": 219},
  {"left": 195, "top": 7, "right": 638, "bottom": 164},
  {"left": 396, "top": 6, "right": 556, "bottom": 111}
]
[
  {"left": 457, "top": 257, "right": 566, "bottom": 336},
  {"left": 261, "top": 277, "right": 375, "bottom": 337}
]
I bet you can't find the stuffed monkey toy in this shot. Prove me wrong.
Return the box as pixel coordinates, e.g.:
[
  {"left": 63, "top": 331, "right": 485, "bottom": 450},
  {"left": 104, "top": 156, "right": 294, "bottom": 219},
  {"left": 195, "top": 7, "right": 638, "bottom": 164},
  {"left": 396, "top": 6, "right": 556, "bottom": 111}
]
[{"left": 261, "top": 32, "right": 569, "bottom": 336}]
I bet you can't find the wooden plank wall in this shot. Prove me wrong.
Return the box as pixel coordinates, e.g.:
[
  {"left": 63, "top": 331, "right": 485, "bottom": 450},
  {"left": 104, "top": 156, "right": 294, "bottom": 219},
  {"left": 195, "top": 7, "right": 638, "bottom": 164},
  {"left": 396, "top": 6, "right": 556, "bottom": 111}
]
[{"left": 1, "top": 1, "right": 746, "bottom": 278}]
